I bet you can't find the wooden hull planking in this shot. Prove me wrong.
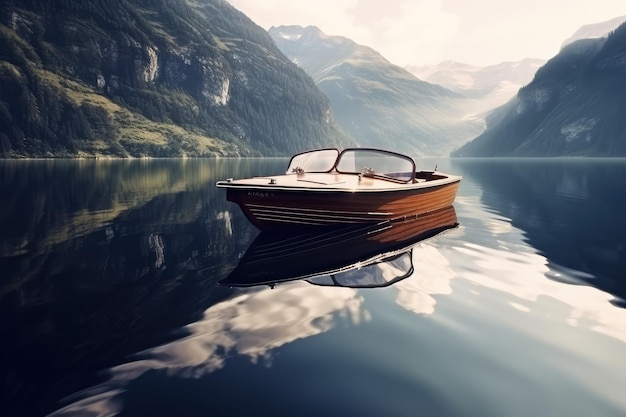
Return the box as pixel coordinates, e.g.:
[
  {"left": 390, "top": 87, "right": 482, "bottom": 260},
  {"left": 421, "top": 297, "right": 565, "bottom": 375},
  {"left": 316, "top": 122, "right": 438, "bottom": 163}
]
[{"left": 226, "top": 179, "right": 460, "bottom": 230}]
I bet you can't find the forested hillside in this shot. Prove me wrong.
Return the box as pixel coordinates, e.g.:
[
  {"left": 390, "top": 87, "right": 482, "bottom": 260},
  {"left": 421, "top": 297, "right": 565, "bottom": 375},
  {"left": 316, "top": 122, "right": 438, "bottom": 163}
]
[{"left": 0, "top": 0, "right": 353, "bottom": 158}]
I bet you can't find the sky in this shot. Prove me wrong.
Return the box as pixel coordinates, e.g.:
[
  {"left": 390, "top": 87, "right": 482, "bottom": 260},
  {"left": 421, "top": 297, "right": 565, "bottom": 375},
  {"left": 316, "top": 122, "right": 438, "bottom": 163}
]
[{"left": 226, "top": 0, "right": 626, "bottom": 67}]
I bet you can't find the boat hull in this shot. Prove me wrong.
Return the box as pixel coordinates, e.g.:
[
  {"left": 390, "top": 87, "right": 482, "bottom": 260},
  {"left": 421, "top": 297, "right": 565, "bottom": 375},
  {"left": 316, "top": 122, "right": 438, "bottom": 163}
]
[{"left": 225, "top": 179, "right": 460, "bottom": 230}]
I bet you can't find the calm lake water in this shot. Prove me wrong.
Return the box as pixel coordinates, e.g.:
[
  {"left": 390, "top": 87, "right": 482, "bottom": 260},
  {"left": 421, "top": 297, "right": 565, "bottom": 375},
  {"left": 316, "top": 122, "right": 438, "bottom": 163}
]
[{"left": 1, "top": 157, "right": 626, "bottom": 417}]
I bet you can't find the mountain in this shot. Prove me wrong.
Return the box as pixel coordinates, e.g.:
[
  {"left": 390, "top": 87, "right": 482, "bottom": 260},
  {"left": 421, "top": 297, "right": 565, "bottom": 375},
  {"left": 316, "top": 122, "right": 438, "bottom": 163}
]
[
  {"left": 561, "top": 15, "right": 626, "bottom": 49},
  {"left": 0, "top": 0, "right": 353, "bottom": 158},
  {"left": 407, "top": 59, "right": 545, "bottom": 119},
  {"left": 269, "top": 25, "right": 484, "bottom": 157},
  {"left": 452, "top": 21, "right": 626, "bottom": 157}
]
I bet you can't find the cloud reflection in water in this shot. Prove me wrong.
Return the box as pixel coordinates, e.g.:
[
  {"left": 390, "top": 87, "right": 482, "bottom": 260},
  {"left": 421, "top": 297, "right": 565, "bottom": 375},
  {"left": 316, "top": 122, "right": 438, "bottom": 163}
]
[
  {"left": 453, "top": 238, "right": 626, "bottom": 344},
  {"left": 50, "top": 283, "right": 364, "bottom": 416},
  {"left": 394, "top": 244, "right": 455, "bottom": 315}
]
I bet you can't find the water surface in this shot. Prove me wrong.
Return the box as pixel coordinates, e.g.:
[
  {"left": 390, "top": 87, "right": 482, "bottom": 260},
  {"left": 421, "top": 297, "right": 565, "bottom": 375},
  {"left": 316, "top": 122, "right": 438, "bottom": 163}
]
[{"left": 1, "top": 157, "right": 625, "bottom": 417}]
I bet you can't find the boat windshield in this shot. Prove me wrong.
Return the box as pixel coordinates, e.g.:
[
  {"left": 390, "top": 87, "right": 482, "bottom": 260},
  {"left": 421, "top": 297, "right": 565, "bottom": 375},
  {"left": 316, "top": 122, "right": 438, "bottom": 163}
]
[
  {"left": 307, "top": 252, "right": 414, "bottom": 288},
  {"left": 286, "top": 148, "right": 339, "bottom": 174},
  {"left": 335, "top": 149, "right": 416, "bottom": 183}
]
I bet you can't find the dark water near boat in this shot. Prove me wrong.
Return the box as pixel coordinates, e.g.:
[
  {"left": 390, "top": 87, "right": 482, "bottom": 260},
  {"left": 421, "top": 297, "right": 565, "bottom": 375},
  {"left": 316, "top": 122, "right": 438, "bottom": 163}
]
[{"left": 1, "top": 157, "right": 626, "bottom": 417}]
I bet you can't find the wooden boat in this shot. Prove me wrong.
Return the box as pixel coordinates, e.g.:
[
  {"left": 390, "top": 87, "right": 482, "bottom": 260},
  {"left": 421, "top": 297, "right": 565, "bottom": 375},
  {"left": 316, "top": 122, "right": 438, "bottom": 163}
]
[
  {"left": 219, "top": 205, "right": 458, "bottom": 288},
  {"left": 216, "top": 148, "right": 461, "bottom": 231}
]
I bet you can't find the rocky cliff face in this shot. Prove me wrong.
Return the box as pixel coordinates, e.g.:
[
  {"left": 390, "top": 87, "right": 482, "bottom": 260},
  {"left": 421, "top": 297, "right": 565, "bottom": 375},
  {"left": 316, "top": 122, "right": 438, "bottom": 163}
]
[{"left": 0, "top": 0, "right": 352, "bottom": 158}]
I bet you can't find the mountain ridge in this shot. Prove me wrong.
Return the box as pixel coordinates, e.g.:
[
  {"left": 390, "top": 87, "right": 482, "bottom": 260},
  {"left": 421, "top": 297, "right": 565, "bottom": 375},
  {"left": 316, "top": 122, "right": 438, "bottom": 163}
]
[
  {"left": 452, "top": 22, "right": 626, "bottom": 157},
  {"left": 0, "top": 0, "right": 353, "bottom": 158},
  {"left": 561, "top": 15, "right": 626, "bottom": 49},
  {"left": 269, "top": 25, "right": 483, "bottom": 157},
  {"left": 407, "top": 58, "right": 546, "bottom": 125}
]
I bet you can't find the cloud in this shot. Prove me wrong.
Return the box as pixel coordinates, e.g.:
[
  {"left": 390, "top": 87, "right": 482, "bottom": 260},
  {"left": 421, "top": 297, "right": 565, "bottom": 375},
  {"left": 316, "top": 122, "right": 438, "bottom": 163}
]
[
  {"left": 367, "top": 0, "right": 460, "bottom": 66},
  {"left": 228, "top": 0, "right": 626, "bottom": 66},
  {"left": 228, "top": 0, "right": 459, "bottom": 66},
  {"left": 228, "top": 0, "right": 360, "bottom": 32}
]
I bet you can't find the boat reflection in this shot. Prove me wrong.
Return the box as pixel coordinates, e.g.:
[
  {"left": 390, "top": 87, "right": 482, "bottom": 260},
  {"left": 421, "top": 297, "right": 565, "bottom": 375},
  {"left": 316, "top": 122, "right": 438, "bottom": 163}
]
[{"left": 220, "top": 205, "right": 459, "bottom": 289}]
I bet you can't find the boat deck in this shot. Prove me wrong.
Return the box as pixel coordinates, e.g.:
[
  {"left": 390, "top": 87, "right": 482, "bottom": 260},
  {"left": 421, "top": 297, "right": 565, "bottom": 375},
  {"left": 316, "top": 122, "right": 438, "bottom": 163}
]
[{"left": 223, "top": 172, "right": 458, "bottom": 193}]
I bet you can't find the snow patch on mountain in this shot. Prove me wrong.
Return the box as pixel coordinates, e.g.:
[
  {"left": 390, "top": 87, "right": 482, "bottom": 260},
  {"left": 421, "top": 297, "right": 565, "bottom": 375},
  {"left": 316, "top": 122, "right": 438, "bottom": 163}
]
[
  {"left": 275, "top": 30, "right": 302, "bottom": 41},
  {"left": 561, "top": 118, "right": 597, "bottom": 143}
]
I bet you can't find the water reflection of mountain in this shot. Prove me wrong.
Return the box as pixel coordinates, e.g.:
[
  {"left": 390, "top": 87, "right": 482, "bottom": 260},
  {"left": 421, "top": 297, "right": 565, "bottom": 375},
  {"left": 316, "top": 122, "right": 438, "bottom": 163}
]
[
  {"left": 453, "top": 158, "right": 626, "bottom": 305},
  {"left": 0, "top": 159, "right": 285, "bottom": 416},
  {"left": 38, "top": 207, "right": 459, "bottom": 416},
  {"left": 0, "top": 159, "right": 283, "bottom": 295}
]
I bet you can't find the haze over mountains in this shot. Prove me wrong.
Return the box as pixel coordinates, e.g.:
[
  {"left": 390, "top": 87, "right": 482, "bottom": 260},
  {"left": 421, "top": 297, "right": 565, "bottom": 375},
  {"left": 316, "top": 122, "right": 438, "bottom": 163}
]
[
  {"left": 453, "top": 21, "right": 626, "bottom": 157},
  {"left": 405, "top": 15, "right": 626, "bottom": 107},
  {"left": 561, "top": 15, "right": 626, "bottom": 49},
  {"left": 0, "top": 0, "right": 625, "bottom": 158},
  {"left": 406, "top": 59, "right": 545, "bottom": 120},
  {"left": 269, "top": 25, "right": 484, "bottom": 157},
  {"left": 269, "top": 16, "right": 626, "bottom": 158}
]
